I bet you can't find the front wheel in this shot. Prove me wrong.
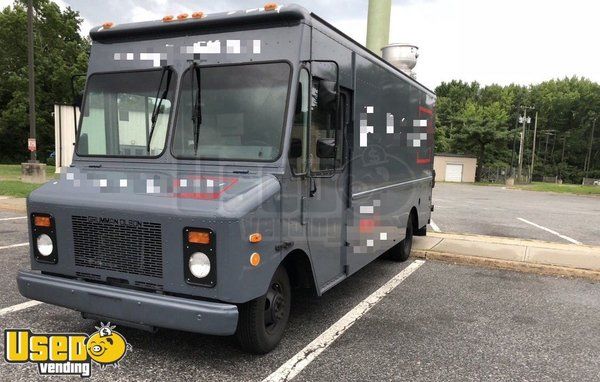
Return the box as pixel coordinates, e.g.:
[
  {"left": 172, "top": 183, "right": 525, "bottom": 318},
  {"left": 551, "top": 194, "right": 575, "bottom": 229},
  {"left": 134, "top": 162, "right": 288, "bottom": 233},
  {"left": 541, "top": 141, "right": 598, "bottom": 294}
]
[
  {"left": 389, "top": 214, "right": 414, "bottom": 262},
  {"left": 236, "top": 266, "right": 291, "bottom": 354}
]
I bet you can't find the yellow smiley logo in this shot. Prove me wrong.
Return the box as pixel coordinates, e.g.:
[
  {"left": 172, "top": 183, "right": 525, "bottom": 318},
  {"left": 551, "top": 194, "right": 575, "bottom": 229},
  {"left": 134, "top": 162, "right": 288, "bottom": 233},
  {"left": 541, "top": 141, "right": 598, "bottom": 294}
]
[{"left": 85, "top": 323, "right": 131, "bottom": 368}]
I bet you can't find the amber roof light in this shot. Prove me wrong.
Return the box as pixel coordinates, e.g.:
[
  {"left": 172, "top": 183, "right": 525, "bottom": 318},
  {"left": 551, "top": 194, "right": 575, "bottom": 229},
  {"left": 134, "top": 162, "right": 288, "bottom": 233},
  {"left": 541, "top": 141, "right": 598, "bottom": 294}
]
[
  {"left": 162, "top": 15, "right": 174, "bottom": 22},
  {"left": 192, "top": 11, "right": 204, "bottom": 19},
  {"left": 264, "top": 2, "right": 278, "bottom": 11}
]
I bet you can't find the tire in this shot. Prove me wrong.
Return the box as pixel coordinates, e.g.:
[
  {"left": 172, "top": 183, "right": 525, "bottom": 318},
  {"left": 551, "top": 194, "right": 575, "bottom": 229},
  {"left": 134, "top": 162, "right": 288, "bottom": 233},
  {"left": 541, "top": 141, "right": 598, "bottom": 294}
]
[
  {"left": 389, "top": 214, "right": 414, "bottom": 262},
  {"left": 236, "top": 266, "right": 291, "bottom": 354},
  {"left": 415, "top": 224, "right": 427, "bottom": 236}
]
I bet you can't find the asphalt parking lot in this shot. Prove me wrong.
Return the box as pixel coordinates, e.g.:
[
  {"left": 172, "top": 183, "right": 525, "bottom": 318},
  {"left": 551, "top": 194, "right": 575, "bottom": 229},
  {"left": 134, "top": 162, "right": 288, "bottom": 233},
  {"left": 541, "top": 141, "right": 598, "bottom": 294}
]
[
  {"left": 1, "top": 210, "right": 600, "bottom": 381},
  {"left": 431, "top": 183, "right": 600, "bottom": 246}
]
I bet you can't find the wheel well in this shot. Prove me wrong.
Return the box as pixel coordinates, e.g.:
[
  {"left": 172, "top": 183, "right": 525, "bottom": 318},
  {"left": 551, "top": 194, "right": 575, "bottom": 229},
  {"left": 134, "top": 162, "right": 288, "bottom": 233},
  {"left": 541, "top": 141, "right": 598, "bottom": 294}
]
[
  {"left": 410, "top": 207, "right": 419, "bottom": 231},
  {"left": 281, "top": 249, "right": 317, "bottom": 296}
]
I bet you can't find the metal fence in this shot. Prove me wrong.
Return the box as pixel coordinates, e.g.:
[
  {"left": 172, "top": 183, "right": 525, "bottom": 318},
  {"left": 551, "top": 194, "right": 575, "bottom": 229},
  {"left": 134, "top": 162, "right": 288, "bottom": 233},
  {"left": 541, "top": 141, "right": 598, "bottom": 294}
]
[{"left": 480, "top": 166, "right": 511, "bottom": 183}]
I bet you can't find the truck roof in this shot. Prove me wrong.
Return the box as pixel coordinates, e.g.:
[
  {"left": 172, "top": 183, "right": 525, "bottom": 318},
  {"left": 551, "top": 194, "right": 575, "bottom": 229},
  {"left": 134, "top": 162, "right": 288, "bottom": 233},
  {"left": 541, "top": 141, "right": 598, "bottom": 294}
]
[{"left": 89, "top": 3, "right": 435, "bottom": 96}]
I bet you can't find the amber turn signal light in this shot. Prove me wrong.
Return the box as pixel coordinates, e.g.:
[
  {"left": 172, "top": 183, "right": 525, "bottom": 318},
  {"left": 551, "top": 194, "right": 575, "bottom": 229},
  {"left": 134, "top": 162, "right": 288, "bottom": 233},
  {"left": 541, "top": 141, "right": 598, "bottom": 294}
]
[
  {"left": 249, "top": 233, "right": 262, "bottom": 243},
  {"left": 34, "top": 215, "right": 52, "bottom": 228},
  {"left": 264, "top": 2, "right": 278, "bottom": 11},
  {"left": 188, "top": 230, "right": 210, "bottom": 245},
  {"left": 250, "top": 252, "right": 261, "bottom": 266}
]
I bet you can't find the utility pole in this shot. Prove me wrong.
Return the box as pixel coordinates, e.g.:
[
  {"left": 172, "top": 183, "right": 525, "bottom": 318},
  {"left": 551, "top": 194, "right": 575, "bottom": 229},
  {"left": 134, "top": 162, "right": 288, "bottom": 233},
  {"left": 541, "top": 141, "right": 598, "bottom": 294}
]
[
  {"left": 510, "top": 112, "right": 519, "bottom": 176},
  {"left": 542, "top": 130, "right": 555, "bottom": 167},
  {"left": 529, "top": 111, "right": 539, "bottom": 181},
  {"left": 27, "top": 0, "right": 37, "bottom": 162},
  {"left": 366, "top": 0, "right": 391, "bottom": 56},
  {"left": 517, "top": 106, "right": 533, "bottom": 181},
  {"left": 585, "top": 116, "right": 597, "bottom": 178},
  {"left": 559, "top": 132, "right": 569, "bottom": 181}
]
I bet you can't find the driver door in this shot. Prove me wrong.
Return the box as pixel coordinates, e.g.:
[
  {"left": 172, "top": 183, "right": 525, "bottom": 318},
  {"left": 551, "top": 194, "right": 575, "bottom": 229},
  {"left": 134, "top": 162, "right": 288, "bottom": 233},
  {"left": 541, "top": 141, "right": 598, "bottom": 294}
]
[{"left": 304, "top": 61, "right": 350, "bottom": 291}]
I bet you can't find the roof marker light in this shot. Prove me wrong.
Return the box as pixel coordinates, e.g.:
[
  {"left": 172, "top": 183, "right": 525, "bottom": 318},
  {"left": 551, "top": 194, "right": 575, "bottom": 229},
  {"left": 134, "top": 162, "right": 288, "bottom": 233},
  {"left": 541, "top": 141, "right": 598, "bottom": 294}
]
[
  {"left": 192, "top": 11, "right": 204, "bottom": 19},
  {"left": 264, "top": 2, "right": 278, "bottom": 11},
  {"left": 102, "top": 21, "right": 114, "bottom": 29},
  {"left": 177, "top": 13, "right": 188, "bottom": 20},
  {"left": 162, "top": 15, "right": 174, "bottom": 22}
]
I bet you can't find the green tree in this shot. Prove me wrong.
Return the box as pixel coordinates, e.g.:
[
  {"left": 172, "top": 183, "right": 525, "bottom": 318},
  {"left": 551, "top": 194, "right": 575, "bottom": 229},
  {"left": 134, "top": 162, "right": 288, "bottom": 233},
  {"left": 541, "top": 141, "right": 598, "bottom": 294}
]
[
  {"left": 0, "top": 0, "right": 89, "bottom": 163},
  {"left": 435, "top": 77, "right": 600, "bottom": 183},
  {"left": 451, "top": 101, "right": 510, "bottom": 181}
]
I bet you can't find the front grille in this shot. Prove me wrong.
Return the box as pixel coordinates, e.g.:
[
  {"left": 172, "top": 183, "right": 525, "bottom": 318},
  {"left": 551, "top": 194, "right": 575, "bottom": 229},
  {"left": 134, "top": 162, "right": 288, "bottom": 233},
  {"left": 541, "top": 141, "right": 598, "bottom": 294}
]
[{"left": 72, "top": 215, "right": 163, "bottom": 278}]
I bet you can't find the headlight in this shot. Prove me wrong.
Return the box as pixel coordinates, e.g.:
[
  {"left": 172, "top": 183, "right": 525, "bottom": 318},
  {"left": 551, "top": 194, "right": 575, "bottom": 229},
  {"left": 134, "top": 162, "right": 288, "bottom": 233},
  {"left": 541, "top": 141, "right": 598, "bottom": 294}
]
[
  {"left": 189, "top": 252, "right": 211, "bottom": 278},
  {"left": 36, "top": 234, "right": 54, "bottom": 256}
]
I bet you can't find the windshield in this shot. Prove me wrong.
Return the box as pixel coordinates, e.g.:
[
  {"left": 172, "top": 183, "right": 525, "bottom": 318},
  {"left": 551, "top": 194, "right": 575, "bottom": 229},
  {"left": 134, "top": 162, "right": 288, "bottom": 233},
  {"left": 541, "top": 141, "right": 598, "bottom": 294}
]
[
  {"left": 77, "top": 69, "right": 175, "bottom": 157},
  {"left": 172, "top": 62, "right": 291, "bottom": 161}
]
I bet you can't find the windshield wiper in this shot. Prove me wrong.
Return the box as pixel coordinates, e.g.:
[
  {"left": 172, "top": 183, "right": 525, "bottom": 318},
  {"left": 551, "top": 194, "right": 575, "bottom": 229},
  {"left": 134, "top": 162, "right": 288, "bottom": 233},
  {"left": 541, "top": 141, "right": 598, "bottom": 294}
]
[
  {"left": 147, "top": 66, "right": 172, "bottom": 153},
  {"left": 191, "top": 62, "right": 202, "bottom": 154}
]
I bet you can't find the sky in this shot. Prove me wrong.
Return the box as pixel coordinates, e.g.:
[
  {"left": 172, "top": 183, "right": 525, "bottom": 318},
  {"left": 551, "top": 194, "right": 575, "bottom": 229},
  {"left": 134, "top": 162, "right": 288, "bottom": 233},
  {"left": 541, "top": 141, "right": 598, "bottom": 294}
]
[{"left": 3, "top": 0, "right": 599, "bottom": 90}]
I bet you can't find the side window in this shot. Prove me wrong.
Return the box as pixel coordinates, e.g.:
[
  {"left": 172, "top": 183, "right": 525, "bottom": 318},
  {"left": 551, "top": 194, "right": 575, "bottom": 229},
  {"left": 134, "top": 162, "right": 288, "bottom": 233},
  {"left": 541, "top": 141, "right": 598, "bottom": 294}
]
[
  {"left": 289, "top": 68, "right": 309, "bottom": 175},
  {"left": 309, "top": 76, "right": 342, "bottom": 173}
]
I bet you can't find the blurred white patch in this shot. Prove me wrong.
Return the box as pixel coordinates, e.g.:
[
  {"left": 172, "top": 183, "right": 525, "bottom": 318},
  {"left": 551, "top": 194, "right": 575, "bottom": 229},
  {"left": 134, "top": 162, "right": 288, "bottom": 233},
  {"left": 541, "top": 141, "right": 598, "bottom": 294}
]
[
  {"left": 226, "top": 40, "right": 241, "bottom": 54},
  {"left": 360, "top": 206, "right": 374, "bottom": 214}
]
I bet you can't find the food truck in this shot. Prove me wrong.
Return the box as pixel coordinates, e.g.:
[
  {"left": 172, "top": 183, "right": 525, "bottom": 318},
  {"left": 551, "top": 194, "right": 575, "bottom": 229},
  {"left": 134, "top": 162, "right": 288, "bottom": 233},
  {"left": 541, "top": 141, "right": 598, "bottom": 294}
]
[{"left": 18, "top": 3, "right": 435, "bottom": 353}]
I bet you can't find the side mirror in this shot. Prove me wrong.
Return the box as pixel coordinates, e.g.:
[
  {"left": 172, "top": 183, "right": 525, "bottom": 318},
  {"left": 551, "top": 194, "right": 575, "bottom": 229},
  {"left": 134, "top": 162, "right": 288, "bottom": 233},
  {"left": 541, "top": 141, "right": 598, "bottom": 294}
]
[
  {"left": 316, "top": 138, "right": 336, "bottom": 158},
  {"left": 289, "top": 138, "right": 303, "bottom": 158},
  {"left": 73, "top": 93, "right": 83, "bottom": 109},
  {"left": 319, "top": 80, "right": 337, "bottom": 111},
  {"left": 78, "top": 133, "right": 89, "bottom": 155}
]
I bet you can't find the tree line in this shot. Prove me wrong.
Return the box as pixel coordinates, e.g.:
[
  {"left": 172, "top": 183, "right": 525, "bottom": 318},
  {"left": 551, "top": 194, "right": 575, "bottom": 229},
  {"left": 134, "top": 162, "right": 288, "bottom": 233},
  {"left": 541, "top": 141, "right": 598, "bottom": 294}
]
[
  {"left": 0, "top": 0, "right": 88, "bottom": 163},
  {"left": 1, "top": 1, "right": 599, "bottom": 185},
  {"left": 435, "top": 78, "right": 600, "bottom": 183}
]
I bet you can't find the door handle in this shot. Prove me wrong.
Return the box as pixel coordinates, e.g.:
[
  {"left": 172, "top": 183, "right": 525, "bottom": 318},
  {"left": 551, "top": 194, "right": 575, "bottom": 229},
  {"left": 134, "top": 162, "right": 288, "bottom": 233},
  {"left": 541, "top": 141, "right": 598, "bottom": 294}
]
[{"left": 309, "top": 177, "right": 317, "bottom": 197}]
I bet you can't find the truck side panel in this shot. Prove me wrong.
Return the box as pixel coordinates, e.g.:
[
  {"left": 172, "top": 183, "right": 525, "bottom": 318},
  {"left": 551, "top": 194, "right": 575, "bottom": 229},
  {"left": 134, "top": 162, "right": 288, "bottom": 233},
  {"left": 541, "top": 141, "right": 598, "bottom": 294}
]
[{"left": 346, "top": 53, "right": 434, "bottom": 274}]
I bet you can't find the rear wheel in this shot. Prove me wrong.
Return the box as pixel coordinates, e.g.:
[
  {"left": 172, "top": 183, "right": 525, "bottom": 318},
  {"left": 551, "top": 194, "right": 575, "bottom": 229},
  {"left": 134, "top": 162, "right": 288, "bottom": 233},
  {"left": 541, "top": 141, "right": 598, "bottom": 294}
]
[
  {"left": 389, "top": 214, "right": 414, "bottom": 262},
  {"left": 236, "top": 266, "right": 291, "bottom": 354}
]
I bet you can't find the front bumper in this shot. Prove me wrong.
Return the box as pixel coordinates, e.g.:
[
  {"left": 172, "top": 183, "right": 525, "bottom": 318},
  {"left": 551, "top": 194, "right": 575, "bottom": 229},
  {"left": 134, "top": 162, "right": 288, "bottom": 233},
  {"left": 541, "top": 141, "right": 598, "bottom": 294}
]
[{"left": 17, "top": 270, "right": 238, "bottom": 336}]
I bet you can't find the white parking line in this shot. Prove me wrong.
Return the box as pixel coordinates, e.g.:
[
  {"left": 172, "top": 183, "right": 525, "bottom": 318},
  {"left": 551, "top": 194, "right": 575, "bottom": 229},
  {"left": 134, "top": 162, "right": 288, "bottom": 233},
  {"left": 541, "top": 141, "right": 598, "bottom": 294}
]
[
  {"left": 263, "top": 259, "right": 425, "bottom": 382},
  {"left": 0, "top": 300, "right": 43, "bottom": 316},
  {"left": 0, "top": 242, "right": 29, "bottom": 250},
  {"left": 517, "top": 218, "right": 582, "bottom": 245},
  {"left": 0, "top": 216, "right": 27, "bottom": 221},
  {"left": 429, "top": 219, "right": 441, "bottom": 232}
]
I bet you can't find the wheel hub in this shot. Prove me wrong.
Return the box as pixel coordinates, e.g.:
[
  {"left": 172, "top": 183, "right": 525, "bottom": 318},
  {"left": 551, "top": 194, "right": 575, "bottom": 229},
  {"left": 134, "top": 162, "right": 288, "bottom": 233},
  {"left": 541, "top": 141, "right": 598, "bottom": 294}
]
[{"left": 265, "top": 282, "right": 285, "bottom": 329}]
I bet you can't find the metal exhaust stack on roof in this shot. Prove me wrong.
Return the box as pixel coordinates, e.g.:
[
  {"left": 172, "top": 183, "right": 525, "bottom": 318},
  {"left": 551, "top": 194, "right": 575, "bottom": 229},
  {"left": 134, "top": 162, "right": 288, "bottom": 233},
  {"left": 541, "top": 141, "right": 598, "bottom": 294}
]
[{"left": 381, "top": 43, "right": 419, "bottom": 79}]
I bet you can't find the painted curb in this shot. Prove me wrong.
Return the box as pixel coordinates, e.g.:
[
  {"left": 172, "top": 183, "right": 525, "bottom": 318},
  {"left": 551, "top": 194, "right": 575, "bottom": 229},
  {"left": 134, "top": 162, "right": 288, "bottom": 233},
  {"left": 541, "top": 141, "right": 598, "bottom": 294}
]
[{"left": 414, "top": 233, "right": 600, "bottom": 281}]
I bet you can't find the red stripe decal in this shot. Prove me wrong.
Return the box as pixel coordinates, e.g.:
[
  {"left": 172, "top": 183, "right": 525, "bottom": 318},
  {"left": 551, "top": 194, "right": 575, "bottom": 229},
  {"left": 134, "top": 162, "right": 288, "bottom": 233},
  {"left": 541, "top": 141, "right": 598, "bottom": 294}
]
[
  {"left": 359, "top": 219, "right": 375, "bottom": 233},
  {"left": 172, "top": 176, "right": 238, "bottom": 200},
  {"left": 419, "top": 106, "right": 433, "bottom": 115}
]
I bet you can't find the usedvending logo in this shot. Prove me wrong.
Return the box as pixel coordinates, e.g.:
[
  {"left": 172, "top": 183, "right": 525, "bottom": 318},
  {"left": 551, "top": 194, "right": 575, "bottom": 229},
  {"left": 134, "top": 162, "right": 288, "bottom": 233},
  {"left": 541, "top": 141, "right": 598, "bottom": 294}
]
[{"left": 4, "top": 322, "right": 131, "bottom": 377}]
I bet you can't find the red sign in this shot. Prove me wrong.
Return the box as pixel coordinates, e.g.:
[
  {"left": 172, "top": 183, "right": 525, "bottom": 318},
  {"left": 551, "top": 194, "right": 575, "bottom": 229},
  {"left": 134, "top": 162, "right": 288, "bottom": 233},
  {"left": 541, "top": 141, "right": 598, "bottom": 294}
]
[{"left": 28, "top": 138, "right": 36, "bottom": 152}]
